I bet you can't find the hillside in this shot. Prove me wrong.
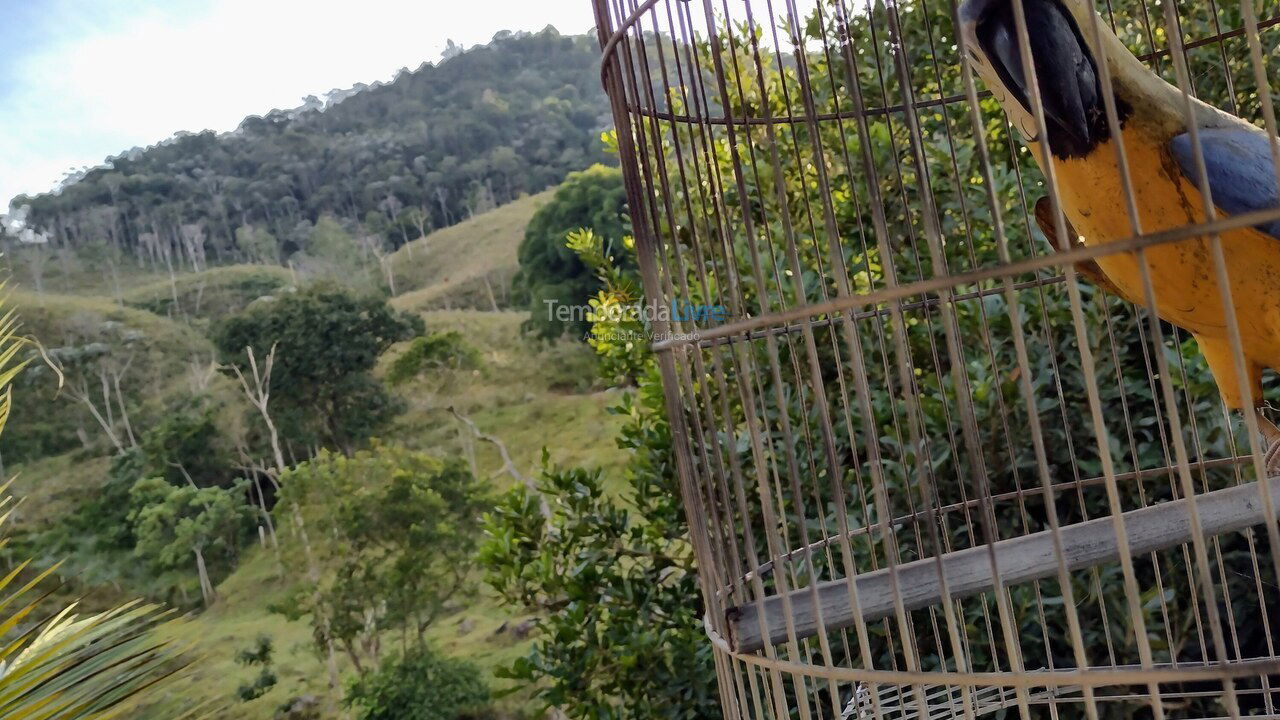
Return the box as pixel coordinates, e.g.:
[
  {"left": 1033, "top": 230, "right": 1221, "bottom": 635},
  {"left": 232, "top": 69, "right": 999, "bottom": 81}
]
[
  {"left": 0, "top": 191, "right": 629, "bottom": 718},
  {"left": 122, "top": 264, "right": 295, "bottom": 323},
  {"left": 135, "top": 307, "right": 628, "bottom": 719},
  {"left": 389, "top": 189, "right": 552, "bottom": 311},
  {"left": 3, "top": 291, "right": 226, "bottom": 464},
  {"left": 9, "top": 28, "right": 609, "bottom": 270}
]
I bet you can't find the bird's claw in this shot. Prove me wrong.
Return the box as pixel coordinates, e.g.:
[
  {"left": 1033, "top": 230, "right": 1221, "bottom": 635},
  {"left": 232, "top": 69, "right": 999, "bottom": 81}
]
[{"left": 1265, "top": 439, "right": 1280, "bottom": 477}]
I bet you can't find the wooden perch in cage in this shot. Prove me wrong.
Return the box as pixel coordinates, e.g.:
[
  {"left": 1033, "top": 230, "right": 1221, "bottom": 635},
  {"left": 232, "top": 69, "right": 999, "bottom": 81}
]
[{"left": 726, "top": 474, "right": 1280, "bottom": 653}]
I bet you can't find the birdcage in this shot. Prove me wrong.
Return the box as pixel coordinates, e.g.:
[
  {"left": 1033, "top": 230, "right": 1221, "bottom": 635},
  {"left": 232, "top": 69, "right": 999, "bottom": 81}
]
[{"left": 590, "top": 0, "right": 1280, "bottom": 717}]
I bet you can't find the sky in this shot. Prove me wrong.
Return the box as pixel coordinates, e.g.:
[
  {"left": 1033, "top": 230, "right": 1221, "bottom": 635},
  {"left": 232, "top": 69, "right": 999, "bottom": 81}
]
[{"left": 0, "top": 0, "right": 596, "bottom": 210}]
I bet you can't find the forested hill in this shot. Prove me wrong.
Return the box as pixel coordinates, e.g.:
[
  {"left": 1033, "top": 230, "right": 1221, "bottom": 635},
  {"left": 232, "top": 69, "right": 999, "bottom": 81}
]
[{"left": 10, "top": 27, "right": 610, "bottom": 264}]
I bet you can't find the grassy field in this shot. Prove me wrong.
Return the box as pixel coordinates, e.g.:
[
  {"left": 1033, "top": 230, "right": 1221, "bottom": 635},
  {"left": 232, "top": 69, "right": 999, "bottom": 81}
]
[
  {"left": 121, "top": 264, "right": 294, "bottom": 324},
  {"left": 3, "top": 195, "right": 625, "bottom": 718},
  {"left": 389, "top": 190, "right": 550, "bottom": 312}
]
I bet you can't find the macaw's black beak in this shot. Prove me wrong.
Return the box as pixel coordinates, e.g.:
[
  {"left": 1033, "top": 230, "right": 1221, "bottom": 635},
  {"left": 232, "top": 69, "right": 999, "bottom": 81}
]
[{"left": 976, "top": 0, "right": 1117, "bottom": 158}]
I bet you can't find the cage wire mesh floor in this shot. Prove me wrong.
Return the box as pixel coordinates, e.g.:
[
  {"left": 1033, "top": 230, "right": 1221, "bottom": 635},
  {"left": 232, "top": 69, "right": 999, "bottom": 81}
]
[{"left": 591, "top": 0, "right": 1280, "bottom": 716}]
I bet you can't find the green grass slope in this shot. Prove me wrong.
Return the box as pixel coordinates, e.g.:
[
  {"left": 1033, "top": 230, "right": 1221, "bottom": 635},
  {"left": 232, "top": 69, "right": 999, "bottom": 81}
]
[
  {"left": 122, "top": 264, "right": 294, "bottom": 324},
  {"left": 389, "top": 190, "right": 551, "bottom": 312},
  {"left": 385, "top": 309, "right": 628, "bottom": 480},
  {"left": 3, "top": 290, "right": 223, "bottom": 464}
]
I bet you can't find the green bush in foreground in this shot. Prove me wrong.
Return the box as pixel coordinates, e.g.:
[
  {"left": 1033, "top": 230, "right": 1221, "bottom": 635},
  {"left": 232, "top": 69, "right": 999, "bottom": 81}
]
[{"left": 343, "top": 645, "right": 490, "bottom": 720}]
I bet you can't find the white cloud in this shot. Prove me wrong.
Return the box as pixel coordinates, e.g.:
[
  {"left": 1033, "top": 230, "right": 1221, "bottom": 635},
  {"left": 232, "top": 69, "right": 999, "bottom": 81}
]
[{"left": 0, "top": 0, "right": 595, "bottom": 209}]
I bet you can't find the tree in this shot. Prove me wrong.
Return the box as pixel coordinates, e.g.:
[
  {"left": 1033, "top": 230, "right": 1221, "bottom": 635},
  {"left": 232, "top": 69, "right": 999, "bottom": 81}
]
[
  {"left": 513, "top": 163, "right": 629, "bottom": 339},
  {"left": 235, "top": 224, "right": 279, "bottom": 265},
  {"left": 275, "top": 445, "right": 490, "bottom": 673},
  {"left": 129, "top": 477, "right": 256, "bottom": 605},
  {"left": 343, "top": 644, "right": 489, "bottom": 720},
  {"left": 294, "top": 215, "right": 367, "bottom": 284},
  {"left": 213, "top": 284, "right": 422, "bottom": 454}
]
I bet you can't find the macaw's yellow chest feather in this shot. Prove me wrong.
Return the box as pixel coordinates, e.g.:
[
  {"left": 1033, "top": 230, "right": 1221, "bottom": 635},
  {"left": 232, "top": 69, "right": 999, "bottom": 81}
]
[{"left": 1042, "top": 125, "right": 1280, "bottom": 347}]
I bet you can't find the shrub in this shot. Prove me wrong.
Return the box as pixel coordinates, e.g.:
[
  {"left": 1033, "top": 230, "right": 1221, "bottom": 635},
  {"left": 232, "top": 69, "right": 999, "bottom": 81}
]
[
  {"left": 72, "top": 448, "right": 149, "bottom": 550},
  {"left": 386, "top": 331, "right": 480, "bottom": 385},
  {"left": 343, "top": 645, "right": 489, "bottom": 720},
  {"left": 235, "top": 635, "right": 278, "bottom": 703}
]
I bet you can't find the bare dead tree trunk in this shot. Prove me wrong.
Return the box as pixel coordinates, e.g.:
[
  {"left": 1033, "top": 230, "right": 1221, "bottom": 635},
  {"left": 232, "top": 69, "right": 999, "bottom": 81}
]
[
  {"left": 482, "top": 274, "right": 500, "bottom": 312},
  {"left": 108, "top": 258, "right": 123, "bottom": 308},
  {"left": 194, "top": 545, "right": 216, "bottom": 605},
  {"left": 250, "top": 472, "right": 278, "bottom": 549},
  {"left": 287, "top": 500, "right": 343, "bottom": 708},
  {"left": 98, "top": 369, "right": 115, "bottom": 430},
  {"left": 229, "top": 346, "right": 288, "bottom": 473},
  {"left": 109, "top": 351, "right": 137, "bottom": 448},
  {"left": 27, "top": 245, "right": 48, "bottom": 296},
  {"left": 447, "top": 406, "right": 550, "bottom": 520},
  {"left": 383, "top": 255, "right": 397, "bottom": 297},
  {"left": 161, "top": 240, "right": 188, "bottom": 324},
  {"left": 66, "top": 378, "right": 125, "bottom": 452},
  {"left": 187, "top": 353, "right": 217, "bottom": 395},
  {"left": 229, "top": 344, "right": 342, "bottom": 710},
  {"left": 459, "top": 426, "right": 478, "bottom": 478}
]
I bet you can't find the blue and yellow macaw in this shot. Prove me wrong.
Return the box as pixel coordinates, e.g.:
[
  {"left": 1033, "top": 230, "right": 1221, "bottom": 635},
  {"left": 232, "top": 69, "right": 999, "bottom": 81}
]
[{"left": 958, "top": 0, "right": 1280, "bottom": 466}]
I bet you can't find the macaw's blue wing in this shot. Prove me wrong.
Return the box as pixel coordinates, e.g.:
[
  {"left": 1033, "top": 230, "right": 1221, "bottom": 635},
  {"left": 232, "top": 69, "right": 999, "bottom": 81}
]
[{"left": 1170, "top": 127, "right": 1280, "bottom": 240}]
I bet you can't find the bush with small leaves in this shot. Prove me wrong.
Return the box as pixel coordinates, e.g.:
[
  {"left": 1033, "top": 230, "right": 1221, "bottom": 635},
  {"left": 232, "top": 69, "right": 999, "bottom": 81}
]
[
  {"left": 343, "top": 645, "right": 489, "bottom": 720},
  {"left": 386, "top": 331, "right": 480, "bottom": 386}
]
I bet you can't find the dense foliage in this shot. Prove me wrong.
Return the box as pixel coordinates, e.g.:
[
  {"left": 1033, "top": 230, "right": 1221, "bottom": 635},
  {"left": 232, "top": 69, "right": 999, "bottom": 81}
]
[
  {"left": 214, "top": 285, "right": 422, "bottom": 453},
  {"left": 10, "top": 29, "right": 610, "bottom": 267},
  {"left": 343, "top": 645, "right": 490, "bottom": 720},
  {"left": 140, "top": 406, "right": 232, "bottom": 486},
  {"left": 0, "top": 294, "right": 197, "bottom": 718},
  {"left": 483, "top": 234, "right": 717, "bottom": 718},
  {"left": 10, "top": 1, "right": 1280, "bottom": 718},
  {"left": 129, "top": 476, "right": 257, "bottom": 602},
  {"left": 514, "top": 163, "right": 630, "bottom": 338}
]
